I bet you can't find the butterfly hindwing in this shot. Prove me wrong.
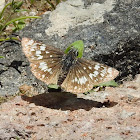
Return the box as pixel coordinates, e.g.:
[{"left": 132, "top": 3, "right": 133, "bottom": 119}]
[
  {"left": 61, "top": 62, "right": 93, "bottom": 93},
  {"left": 21, "top": 38, "right": 63, "bottom": 85},
  {"left": 61, "top": 58, "right": 119, "bottom": 93}
]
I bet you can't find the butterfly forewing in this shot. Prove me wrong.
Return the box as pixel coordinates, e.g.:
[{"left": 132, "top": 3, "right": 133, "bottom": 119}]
[
  {"left": 61, "top": 58, "right": 119, "bottom": 93},
  {"left": 21, "top": 38, "right": 64, "bottom": 85},
  {"left": 22, "top": 38, "right": 64, "bottom": 62}
]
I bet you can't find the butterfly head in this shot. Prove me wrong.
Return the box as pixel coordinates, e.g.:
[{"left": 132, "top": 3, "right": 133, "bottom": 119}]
[
  {"left": 65, "top": 40, "right": 84, "bottom": 58},
  {"left": 61, "top": 48, "right": 79, "bottom": 72},
  {"left": 67, "top": 47, "right": 79, "bottom": 58}
]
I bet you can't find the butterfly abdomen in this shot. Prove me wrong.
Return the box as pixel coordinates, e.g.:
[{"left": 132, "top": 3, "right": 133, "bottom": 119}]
[{"left": 57, "top": 70, "right": 68, "bottom": 85}]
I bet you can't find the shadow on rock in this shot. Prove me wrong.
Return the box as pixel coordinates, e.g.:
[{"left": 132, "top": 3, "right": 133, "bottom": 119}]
[{"left": 21, "top": 92, "right": 117, "bottom": 111}]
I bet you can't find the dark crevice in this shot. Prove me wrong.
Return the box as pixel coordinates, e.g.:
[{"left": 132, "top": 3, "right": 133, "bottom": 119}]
[
  {"left": 7, "top": 60, "right": 23, "bottom": 74},
  {"left": 0, "top": 82, "right": 3, "bottom": 88},
  {"left": 0, "top": 63, "right": 4, "bottom": 65},
  {"left": 0, "top": 61, "right": 26, "bottom": 75},
  {"left": 0, "top": 70, "right": 7, "bottom": 75},
  {"left": 13, "top": 129, "right": 31, "bottom": 138}
]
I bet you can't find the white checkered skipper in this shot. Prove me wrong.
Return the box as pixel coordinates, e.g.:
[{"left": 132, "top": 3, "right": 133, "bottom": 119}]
[{"left": 21, "top": 38, "right": 119, "bottom": 93}]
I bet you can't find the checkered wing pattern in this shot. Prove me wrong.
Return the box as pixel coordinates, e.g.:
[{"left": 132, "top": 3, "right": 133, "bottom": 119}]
[
  {"left": 61, "top": 58, "right": 119, "bottom": 93},
  {"left": 21, "top": 38, "right": 64, "bottom": 85}
]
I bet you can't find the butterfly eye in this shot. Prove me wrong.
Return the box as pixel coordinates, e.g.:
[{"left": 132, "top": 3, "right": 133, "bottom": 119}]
[
  {"left": 75, "top": 50, "right": 79, "bottom": 57},
  {"left": 70, "top": 48, "right": 79, "bottom": 57}
]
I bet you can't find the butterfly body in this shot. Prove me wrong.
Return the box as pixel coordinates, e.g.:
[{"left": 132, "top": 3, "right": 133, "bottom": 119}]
[
  {"left": 58, "top": 49, "right": 78, "bottom": 85},
  {"left": 62, "top": 49, "right": 78, "bottom": 70},
  {"left": 22, "top": 38, "right": 119, "bottom": 94}
]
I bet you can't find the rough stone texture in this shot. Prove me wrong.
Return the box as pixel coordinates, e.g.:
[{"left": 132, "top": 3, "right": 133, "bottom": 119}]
[
  {"left": 0, "top": 41, "right": 48, "bottom": 95},
  {"left": 0, "top": 0, "right": 140, "bottom": 95},
  {"left": 0, "top": 75, "right": 139, "bottom": 139}
]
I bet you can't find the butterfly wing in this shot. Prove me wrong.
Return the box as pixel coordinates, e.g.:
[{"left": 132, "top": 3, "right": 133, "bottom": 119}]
[
  {"left": 61, "top": 58, "right": 119, "bottom": 93},
  {"left": 21, "top": 38, "right": 64, "bottom": 85}
]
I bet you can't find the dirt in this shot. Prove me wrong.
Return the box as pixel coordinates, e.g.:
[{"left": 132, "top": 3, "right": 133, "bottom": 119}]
[{"left": 0, "top": 75, "right": 140, "bottom": 140}]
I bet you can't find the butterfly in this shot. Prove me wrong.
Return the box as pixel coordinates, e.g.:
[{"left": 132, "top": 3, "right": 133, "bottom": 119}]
[{"left": 21, "top": 38, "right": 119, "bottom": 94}]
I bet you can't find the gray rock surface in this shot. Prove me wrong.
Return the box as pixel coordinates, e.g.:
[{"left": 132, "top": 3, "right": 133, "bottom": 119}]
[{"left": 0, "top": 0, "right": 140, "bottom": 95}]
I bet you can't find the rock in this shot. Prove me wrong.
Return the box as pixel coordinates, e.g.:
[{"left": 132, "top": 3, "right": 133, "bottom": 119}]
[
  {"left": 107, "top": 135, "right": 123, "bottom": 140},
  {"left": 0, "top": 123, "right": 31, "bottom": 139},
  {"left": 120, "top": 110, "right": 136, "bottom": 119},
  {"left": 0, "top": 41, "right": 47, "bottom": 95},
  {"left": 0, "top": 0, "right": 140, "bottom": 95}
]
